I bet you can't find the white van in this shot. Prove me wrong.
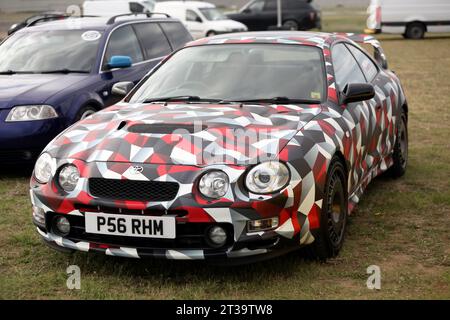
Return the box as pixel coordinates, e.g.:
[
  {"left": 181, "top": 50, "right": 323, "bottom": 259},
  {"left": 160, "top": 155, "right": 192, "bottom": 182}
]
[
  {"left": 154, "top": 1, "right": 247, "bottom": 39},
  {"left": 83, "top": 0, "right": 156, "bottom": 17},
  {"left": 366, "top": 0, "right": 450, "bottom": 39}
]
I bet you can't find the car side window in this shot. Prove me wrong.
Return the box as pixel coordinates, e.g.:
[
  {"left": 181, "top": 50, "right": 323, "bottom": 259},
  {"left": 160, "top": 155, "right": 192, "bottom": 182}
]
[
  {"left": 159, "top": 22, "right": 193, "bottom": 50},
  {"left": 346, "top": 44, "right": 378, "bottom": 82},
  {"left": 186, "top": 9, "right": 201, "bottom": 22},
  {"left": 332, "top": 43, "right": 366, "bottom": 90},
  {"left": 133, "top": 23, "right": 172, "bottom": 60},
  {"left": 248, "top": 0, "right": 265, "bottom": 12},
  {"left": 264, "top": 0, "right": 277, "bottom": 11},
  {"left": 104, "top": 25, "right": 144, "bottom": 70}
]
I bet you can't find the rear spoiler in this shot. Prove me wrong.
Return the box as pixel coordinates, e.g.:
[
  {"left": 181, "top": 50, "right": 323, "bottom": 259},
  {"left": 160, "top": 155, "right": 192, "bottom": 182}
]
[{"left": 334, "top": 33, "right": 388, "bottom": 69}]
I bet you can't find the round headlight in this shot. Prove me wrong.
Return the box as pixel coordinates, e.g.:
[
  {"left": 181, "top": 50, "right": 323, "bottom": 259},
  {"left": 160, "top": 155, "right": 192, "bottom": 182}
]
[
  {"left": 58, "top": 164, "right": 80, "bottom": 192},
  {"left": 199, "top": 170, "right": 230, "bottom": 199},
  {"left": 245, "top": 161, "right": 290, "bottom": 194},
  {"left": 34, "top": 153, "right": 55, "bottom": 184}
]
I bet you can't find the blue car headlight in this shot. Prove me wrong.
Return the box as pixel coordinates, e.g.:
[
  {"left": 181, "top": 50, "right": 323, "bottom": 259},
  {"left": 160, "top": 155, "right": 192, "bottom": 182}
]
[{"left": 6, "top": 105, "right": 58, "bottom": 122}]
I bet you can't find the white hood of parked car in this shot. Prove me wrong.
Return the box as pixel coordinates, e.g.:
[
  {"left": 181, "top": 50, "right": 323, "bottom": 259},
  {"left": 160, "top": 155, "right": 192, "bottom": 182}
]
[{"left": 207, "top": 19, "right": 247, "bottom": 32}]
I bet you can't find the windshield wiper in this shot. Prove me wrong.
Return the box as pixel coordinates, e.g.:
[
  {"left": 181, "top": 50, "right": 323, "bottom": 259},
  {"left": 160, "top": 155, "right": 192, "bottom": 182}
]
[
  {"left": 231, "top": 97, "right": 321, "bottom": 104},
  {"left": 143, "top": 96, "right": 223, "bottom": 104},
  {"left": 40, "top": 69, "right": 90, "bottom": 74},
  {"left": 0, "top": 70, "right": 16, "bottom": 75},
  {"left": 0, "top": 70, "right": 36, "bottom": 75}
]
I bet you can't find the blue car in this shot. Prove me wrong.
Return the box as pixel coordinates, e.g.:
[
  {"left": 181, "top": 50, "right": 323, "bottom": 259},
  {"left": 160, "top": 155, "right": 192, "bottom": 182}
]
[{"left": 0, "top": 15, "right": 192, "bottom": 164}]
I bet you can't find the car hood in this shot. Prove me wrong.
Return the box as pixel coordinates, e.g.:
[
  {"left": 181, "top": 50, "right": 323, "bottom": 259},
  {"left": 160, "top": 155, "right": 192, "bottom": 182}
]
[
  {"left": 208, "top": 19, "right": 247, "bottom": 30},
  {"left": 0, "top": 74, "right": 89, "bottom": 109},
  {"left": 45, "top": 102, "right": 322, "bottom": 166}
]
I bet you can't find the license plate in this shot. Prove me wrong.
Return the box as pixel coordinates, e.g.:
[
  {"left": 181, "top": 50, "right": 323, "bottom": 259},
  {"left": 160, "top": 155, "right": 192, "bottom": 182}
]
[{"left": 85, "top": 213, "right": 176, "bottom": 239}]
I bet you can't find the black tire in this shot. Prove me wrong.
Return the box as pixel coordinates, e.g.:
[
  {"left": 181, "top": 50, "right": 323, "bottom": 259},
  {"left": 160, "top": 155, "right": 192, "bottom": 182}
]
[
  {"left": 283, "top": 20, "right": 299, "bottom": 31},
  {"left": 206, "top": 31, "right": 217, "bottom": 37},
  {"left": 75, "top": 105, "right": 97, "bottom": 122},
  {"left": 405, "top": 22, "right": 425, "bottom": 39},
  {"left": 305, "top": 156, "right": 348, "bottom": 261},
  {"left": 389, "top": 112, "right": 408, "bottom": 178}
]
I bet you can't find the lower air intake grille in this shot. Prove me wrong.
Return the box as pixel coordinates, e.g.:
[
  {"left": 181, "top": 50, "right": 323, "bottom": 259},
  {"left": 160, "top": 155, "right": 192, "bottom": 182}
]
[{"left": 88, "top": 178, "right": 179, "bottom": 202}]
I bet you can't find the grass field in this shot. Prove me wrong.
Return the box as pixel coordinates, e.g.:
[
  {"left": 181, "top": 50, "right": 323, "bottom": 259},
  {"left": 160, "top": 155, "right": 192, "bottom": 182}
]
[{"left": 0, "top": 8, "right": 449, "bottom": 299}]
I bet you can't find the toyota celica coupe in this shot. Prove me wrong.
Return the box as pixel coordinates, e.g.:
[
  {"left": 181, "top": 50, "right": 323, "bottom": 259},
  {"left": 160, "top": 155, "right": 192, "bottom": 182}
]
[{"left": 30, "top": 32, "right": 408, "bottom": 263}]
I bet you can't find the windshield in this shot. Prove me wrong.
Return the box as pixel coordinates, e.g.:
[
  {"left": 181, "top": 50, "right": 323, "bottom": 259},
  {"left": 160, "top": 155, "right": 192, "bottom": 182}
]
[
  {"left": 0, "top": 30, "right": 102, "bottom": 73},
  {"left": 199, "top": 8, "right": 227, "bottom": 21},
  {"left": 128, "top": 44, "right": 326, "bottom": 103}
]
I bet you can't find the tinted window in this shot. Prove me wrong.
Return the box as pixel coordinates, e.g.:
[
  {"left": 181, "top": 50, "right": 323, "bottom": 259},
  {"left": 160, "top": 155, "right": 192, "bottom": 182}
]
[
  {"left": 160, "top": 22, "right": 192, "bottom": 50},
  {"left": 332, "top": 43, "right": 366, "bottom": 90},
  {"left": 248, "top": 0, "right": 264, "bottom": 12},
  {"left": 129, "top": 44, "right": 326, "bottom": 103},
  {"left": 285, "top": 0, "right": 309, "bottom": 9},
  {"left": 104, "top": 25, "right": 143, "bottom": 69},
  {"left": 186, "top": 9, "right": 201, "bottom": 22},
  {"left": 346, "top": 44, "right": 378, "bottom": 82},
  {"left": 264, "top": 0, "right": 277, "bottom": 11},
  {"left": 133, "top": 23, "right": 172, "bottom": 59}
]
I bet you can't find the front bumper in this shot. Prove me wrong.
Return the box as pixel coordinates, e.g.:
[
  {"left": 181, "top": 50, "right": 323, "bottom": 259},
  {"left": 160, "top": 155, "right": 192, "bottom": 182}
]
[
  {"left": 33, "top": 213, "right": 299, "bottom": 263},
  {"left": 30, "top": 160, "right": 320, "bottom": 262},
  {"left": 0, "top": 112, "right": 64, "bottom": 163}
]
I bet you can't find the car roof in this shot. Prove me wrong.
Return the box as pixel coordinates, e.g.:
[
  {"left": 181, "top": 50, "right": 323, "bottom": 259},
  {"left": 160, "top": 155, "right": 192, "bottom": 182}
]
[
  {"left": 187, "top": 31, "right": 345, "bottom": 48},
  {"left": 16, "top": 16, "right": 180, "bottom": 33}
]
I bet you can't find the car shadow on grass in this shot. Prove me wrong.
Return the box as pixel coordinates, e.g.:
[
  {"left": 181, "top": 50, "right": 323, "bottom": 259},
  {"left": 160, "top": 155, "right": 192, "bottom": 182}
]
[
  {"left": 0, "top": 165, "right": 33, "bottom": 179},
  {"left": 62, "top": 245, "right": 317, "bottom": 285}
]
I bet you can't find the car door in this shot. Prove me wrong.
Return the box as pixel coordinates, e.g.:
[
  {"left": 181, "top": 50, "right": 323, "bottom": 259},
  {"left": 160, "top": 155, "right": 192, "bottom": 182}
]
[
  {"left": 100, "top": 24, "right": 159, "bottom": 106},
  {"left": 185, "top": 9, "right": 205, "bottom": 39},
  {"left": 235, "top": 0, "right": 265, "bottom": 31},
  {"left": 331, "top": 42, "right": 382, "bottom": 191},
  {"left": 260, "top": 0, "right": 278, "bottom": 29},
  {"left": 346, "top": 43, "right": 393, "bottom": 162}
]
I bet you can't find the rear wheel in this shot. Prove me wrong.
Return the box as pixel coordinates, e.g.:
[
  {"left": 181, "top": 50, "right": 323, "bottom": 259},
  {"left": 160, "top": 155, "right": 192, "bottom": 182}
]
[
  {"left": 389, "top": 112, "right": 408, "bottom": 178},
  {"left": 206, "top": 31, "right": 217, "bottom": 37},
  {"left": 283, "top": 20, "right": 299, "bottom": 31},
  {"left": 306, "top": 157, "right": 348, "bottom": 261},
  {"left": 405, "top": 22, "right": 425, "bottom": 39}
]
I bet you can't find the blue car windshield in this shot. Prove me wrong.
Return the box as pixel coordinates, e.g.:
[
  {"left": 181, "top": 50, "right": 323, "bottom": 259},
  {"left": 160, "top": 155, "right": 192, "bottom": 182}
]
[{"left": 0, "top": 30, "right": 102, "bottom": 73}]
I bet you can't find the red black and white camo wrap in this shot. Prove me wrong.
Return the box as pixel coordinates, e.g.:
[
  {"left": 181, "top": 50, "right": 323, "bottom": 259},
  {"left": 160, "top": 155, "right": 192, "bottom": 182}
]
[{"left": 30, "top": 32, "right": 406, "bottom": 260}]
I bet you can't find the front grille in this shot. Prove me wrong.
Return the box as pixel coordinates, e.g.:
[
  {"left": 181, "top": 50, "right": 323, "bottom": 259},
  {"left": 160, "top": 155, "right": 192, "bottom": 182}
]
[{"left": 88, "top": 178, "right": 179, "bottom": 201}]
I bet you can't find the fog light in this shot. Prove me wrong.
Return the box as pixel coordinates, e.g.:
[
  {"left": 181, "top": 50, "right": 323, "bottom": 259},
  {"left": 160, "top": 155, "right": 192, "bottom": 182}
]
[
  {"left": 247, "top": 217, "right": 279, "bottom": 232},
  {"left": 32, "top": 206, "right": 46, "bottom": 227},
  {"left": 54, "top": 216, "right": 71, "bottom": 236},
  {"left": 207, "top": 226, "right": 227, "bottom": 248}
]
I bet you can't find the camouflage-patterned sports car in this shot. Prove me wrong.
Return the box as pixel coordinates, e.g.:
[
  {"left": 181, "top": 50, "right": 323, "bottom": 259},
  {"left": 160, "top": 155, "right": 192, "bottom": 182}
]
[{"left": 30, "top": 32, "right": 408, "bottom": 263}]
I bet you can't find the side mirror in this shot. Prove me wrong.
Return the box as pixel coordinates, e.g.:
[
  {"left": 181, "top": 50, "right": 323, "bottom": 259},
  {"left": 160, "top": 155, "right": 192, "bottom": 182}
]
[
  {"left": 112, "top": 81, "right": 134, "bottom": 97},
  {"left": 107, "top": 56, "right": 132, "bottom": 69},
  {"left": 341, "top": 83, "right": 375, "bottom": 104},
  {"left": 242, "top": 8, "right": 251, "bottom": 13},
  {"left": 374, "top": 48, "right": 388, "bottom": 69},
  {"left": 196, "top": 16, "right": 203, "bottom": 23},
  {"left": 8, "top": 23, "right": 20, "bottom": 35}
]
